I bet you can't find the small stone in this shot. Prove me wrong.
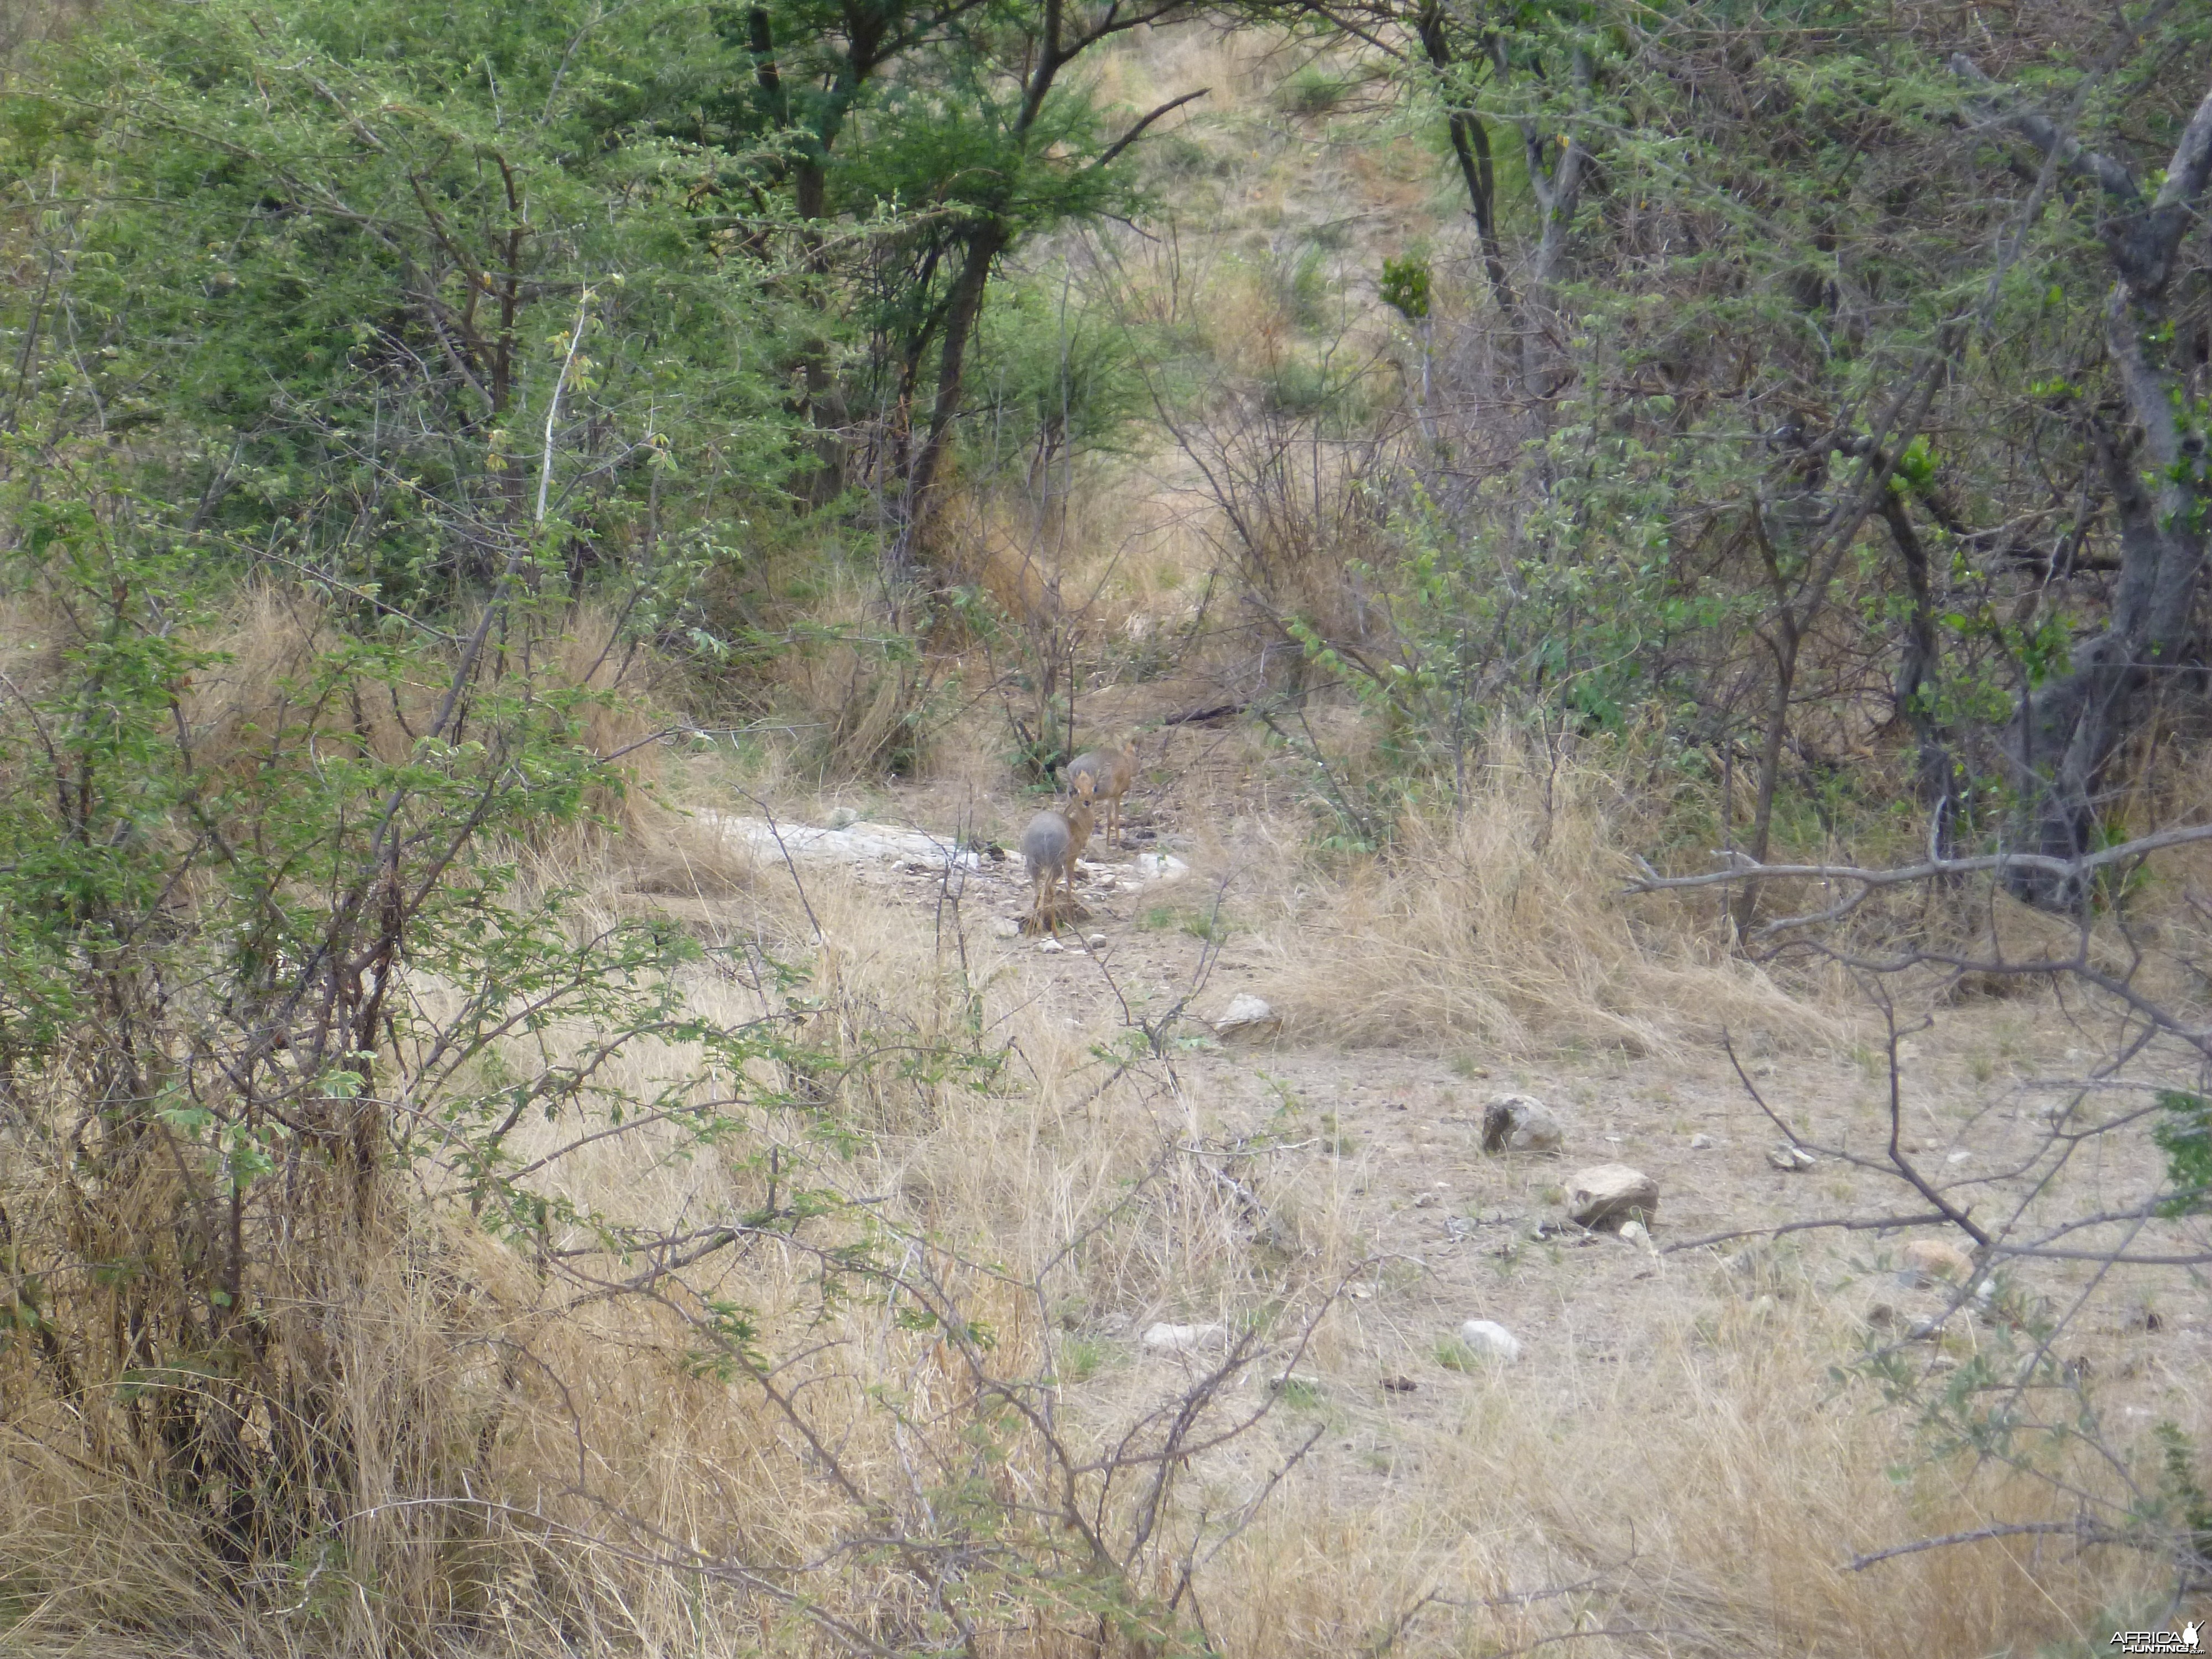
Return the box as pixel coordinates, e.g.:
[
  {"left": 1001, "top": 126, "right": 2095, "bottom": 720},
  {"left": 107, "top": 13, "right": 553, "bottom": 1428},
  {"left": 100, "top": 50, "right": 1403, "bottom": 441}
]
[
  {"left": 1037, "top": 937, "right": 1065, "bottom": 954},
  {"left": 1380, "top": 1375, "right": 1417, "bottom": 1393},
  {"left": 1618, "top": 1218, "right": 1658, "bottom": 1254},
  {"left": 1457, "top": 1319, "right": 1522, "bottom": 1362},
  {"left": 1767, "top": 1145, "right": 1817, "bottom": 1172},
  {"left": 1564, "top": 1164, "right": 1659, "bottom": 1230},
  {"left": 1902, "top": 1239, "right": 1975, "bottom": 1284},
  {"left": 1140, "top": 1321, "right": 1225, "bottom": 1355},
  {"left": 1413, "top": 1192, "right": 1438, "bottom": 1208},
  {"left": 1209, "top": 993, "right": 1281, "bottom": 1041},
  {"left": 1086, "top": 933, "right": 1108, "bottom": 948},
  {"left": 992, "top": 917, "right": 1022, "bottom": 940},
  {"left": 1689, "top": 1133, "right": 1715, "bottom": 1150},
  {"left": 1269, "top": 1371, "right": 1322, "bottom": 1396},
  {"left": 1945, "top": 1149, "right": 1971, "bottom": 1165},
  {"left": 1480, "top": 1093, "right": 1565, "bottom": 1154},
  {"left": 826, "top": 806, "right": 860, "bottom": 829}
]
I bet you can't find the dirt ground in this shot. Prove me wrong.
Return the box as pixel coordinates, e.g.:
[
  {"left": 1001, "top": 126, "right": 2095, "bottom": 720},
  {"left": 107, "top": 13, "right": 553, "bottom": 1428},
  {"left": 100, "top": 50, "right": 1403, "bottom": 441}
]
[{"left": 669, "top": 704, "right": 2212, "bottom": 1642}]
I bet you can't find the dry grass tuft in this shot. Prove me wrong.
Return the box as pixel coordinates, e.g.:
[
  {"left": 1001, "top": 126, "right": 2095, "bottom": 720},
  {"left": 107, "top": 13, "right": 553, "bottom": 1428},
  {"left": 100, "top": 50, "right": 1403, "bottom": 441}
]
[
  {"left": 760, "top": 567, "right": 938, "bottom": 779},
  {"left": 1259, "top": 732, "right": 1841, "bottom": 1054},
  {"left": 178, "top": 586, "right": 665, "bottom": 826},
  {"left": 1201, "top": 1283, "right": 2154, "bottom": 1657}
]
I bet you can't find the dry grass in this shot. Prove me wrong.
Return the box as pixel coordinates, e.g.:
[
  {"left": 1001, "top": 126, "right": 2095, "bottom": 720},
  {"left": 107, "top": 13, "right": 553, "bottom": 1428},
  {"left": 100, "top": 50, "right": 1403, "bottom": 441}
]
[
  {"left": 6, "top": 18, "right": 2200, "bottom": 1653},
  {"left": 1256, "top": 730, "right": 1841, "bottom": 1055},
  {"left": 4, "top": 768, "right": 2188, "bottom": 1656},
  {"left": 1200, "top": 1288, "right": 2154, "bottom": 1657}
]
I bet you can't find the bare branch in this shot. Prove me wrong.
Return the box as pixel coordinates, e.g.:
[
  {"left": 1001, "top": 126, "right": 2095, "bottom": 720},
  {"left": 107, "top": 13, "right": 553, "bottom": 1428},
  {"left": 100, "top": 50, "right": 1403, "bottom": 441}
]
[
  {"left": 1092, "top": 87, "right": 1210, "bottom": 171},
  {"left": 1628, "top": 820, "right": 2212, "bottom": 929},
  {"left": 1846, "top": 1516, "right": 2111, "bottom": 1572},
  {"left": 1949, "top": 55, "right": 2141, "bottom": 205}
]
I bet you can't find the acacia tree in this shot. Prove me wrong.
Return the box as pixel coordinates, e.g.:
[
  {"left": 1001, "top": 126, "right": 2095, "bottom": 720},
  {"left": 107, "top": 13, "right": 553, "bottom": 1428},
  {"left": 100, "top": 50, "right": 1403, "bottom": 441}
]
[
  {"left": 1203, "top": 0, "right": 2212, "bottom": 927},
  {"left": 1238, "top": 0, "right": 1589, "bottom": 413},
  {"left": 682, "top": 0, "right": 1204, "bottom": 589},
  {"left": 0, "top": 0, "right": 809, "bottom": 622},
  {"left": 1954, "top": 55, "right": 2212, "bottom": 904}
]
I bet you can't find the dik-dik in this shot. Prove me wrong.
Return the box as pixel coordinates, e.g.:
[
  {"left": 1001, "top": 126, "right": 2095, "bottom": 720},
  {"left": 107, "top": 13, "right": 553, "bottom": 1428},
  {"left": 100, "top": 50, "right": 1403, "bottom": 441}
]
[
  {"left": 1065, "top": 738, "right": 1136, "bottom": 850},
  {"left": 1021, "top": 772, "right": 1097, "bottom": 933}
]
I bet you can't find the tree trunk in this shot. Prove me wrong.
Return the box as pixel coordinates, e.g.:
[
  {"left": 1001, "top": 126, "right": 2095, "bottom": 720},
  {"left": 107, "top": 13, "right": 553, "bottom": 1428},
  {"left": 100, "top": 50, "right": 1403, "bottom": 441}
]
[
  {"left": 1413, "top": 8, "right": 1516, "bottom": 317},
  {"left": 1880, "top": 492, "right": 1960, "bottom": 857},
  {"left": 1961, "top": 62, "right": 2212, "bottom": 906},
  {"left": 1513, "top": 48, "right": 1590, "bottom": 412},
  {"left": 887, "top": 218, "right": 1008, "bottom": 585}
]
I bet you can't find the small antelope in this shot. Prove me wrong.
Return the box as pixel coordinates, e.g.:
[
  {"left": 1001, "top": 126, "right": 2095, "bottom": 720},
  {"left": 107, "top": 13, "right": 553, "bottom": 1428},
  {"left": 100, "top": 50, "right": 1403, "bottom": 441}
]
[
  {"left": 1065, "top": 738, "right": 1138, "bottom": 850},
  {"left": 1020, "top": 772, "right": 1098, "bottom": 934}
]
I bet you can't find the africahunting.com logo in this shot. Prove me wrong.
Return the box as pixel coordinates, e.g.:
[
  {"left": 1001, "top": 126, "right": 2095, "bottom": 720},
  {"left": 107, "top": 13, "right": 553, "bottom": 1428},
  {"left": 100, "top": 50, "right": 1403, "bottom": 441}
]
[{"left": 2111, "top": 1623, "right": 2200, "bottom": 1655}]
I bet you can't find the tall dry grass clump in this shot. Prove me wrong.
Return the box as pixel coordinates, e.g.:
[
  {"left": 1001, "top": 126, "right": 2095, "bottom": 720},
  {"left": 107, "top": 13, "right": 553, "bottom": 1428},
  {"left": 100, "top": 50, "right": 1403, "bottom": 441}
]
[
  {"left": 754, "top": 565, "right": 939, "bottom": 779},
  {"left": 1198, "top": 1283, "right": 2162, "bottom": 1657},
  {"left": 1261, "top": 732, "right": 1839, "bottom": 1053}
]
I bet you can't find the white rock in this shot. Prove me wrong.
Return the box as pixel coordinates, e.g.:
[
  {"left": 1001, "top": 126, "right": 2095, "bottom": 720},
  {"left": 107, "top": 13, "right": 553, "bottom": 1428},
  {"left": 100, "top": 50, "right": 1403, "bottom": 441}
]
[
  {"left": 1480, "top": 1093, "right": 1564, "bottom": 1153},
  {"left": 1457, "top": 1319, "right": 1522, "bottom": 1363},
  {"left": 1134, "top": 852, "right": 1190, "bottom": 884},
  {"left": 1767, "top": 1144, "right": 1817, "bottom": 1172},
  {"left": 1564, "top": 1164, "right": 1659, "bottom": 1229},
  {"left": 1140, "top": 1321, "right": 1225, "bottom": 1355},
  {"left": 1209, "top": 994, "right": 1281, "bottom": 1041},
  {"left": 695, "top": 810, "right": 985, "bottom": 872},
  {"left": 1037, "top": 937, "right": 1065, "bottom": 954},
  {"left": 1945, "top": 1149, "right": 1971, "bottom": 1165},
  {"left": 1689, "top": 1133, "right": 1715, "bottom": 1150},
  {"left": 992, "top": 917, "right": 1022, "bottom": 940},
  {"left": 1086, "top": 933, "right": 1108, "bottom": 948},
  {"left": 1618, "top": 1218, "right": 1659, "bottom": 1254}
]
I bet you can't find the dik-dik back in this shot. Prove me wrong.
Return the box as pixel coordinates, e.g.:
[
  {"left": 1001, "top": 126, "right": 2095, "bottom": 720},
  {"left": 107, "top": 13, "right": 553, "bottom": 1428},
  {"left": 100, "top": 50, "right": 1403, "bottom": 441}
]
[
  {"left": 1021, "top": 775, "right": 1095, "bottom": 876},
  {"left": 1020, "top": 807, "right": 1073, "bottom": 877},
  {"left": 1021, "top": 774, "right": 1097, "bottom": 929}
]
